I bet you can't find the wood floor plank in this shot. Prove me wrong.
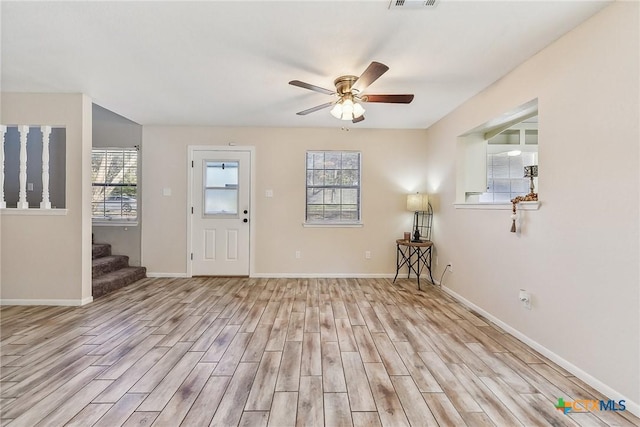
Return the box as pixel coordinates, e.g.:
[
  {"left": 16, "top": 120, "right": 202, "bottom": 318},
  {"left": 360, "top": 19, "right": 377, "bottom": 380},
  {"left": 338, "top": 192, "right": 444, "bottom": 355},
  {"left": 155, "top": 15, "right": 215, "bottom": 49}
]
[
  {"left": 1, "top": 277, "right": 635, "bottom": 427},
  {"left": 319, "top": 301, "right": 338, "bottom": 342},
  {"left": 422, "top": 393, "right": 467, "bottom": 427},
  {"left": 180, "top": 375, "right": 231, "bottom": 426},
  {"left": 324, "top": 392, "right": 353, "bottom": 427},
  {"left": 363, "top": 363, "right": 410, "bottom": 427},
  {"left": 94, "top": 347, "right": 169, "bottom": 403},
  {"left": 242, "top": 324, "right": 273, "bottom": 362},
  {"left": 304, "top": 307, "right": 320, "bottom": 333},
  {"left": 151, "top": 362, "right": 216, "bottom": 425},
  {"left": 418, "top": 351, "right": 483, "bottom": 413},
  {"left": 341, "top": 352, "right": 376, "bottom": 412},
  {"left": 390, "top": 375, "right": 439, "bottom": 427},
  {"left": 201, "top": 324, "right": 241, "bottom": 362},
  {"left": 269, "top": 391, "right": 298, "bottom": 426},
  {"left": 352, "top": 325, "right": 382, "bottom": 363},
  {"left": 209, "top": 362, "right": 259, "bottom": 426},
  {"left": 212, "top": 332, "right": 252, "bottom": 375},
  {"left": 239, "top": 411, "right": 269, "bottom": 427},
  {"left": 335, "top": 318, "right": 358, "bottom": 352},
  {"left": 5, "top": 365, "right": 106, "bottom": 427},
  {"left": 448, "top": 362, "right": 525, "bottom": 426},
  {"left": 96, "top": 334, "right": 165, "bottom": 380},
  {"left": 245, "top": 351, "right": 282, "bottom": 410},
  {"left": 276, "top": 340, "right": 302, "bottom": 391},
  {"left": 467, "top": 341, "right": 537, "bottom": 393},
  {"left": 301, "top": 332, "right": 322, "bottom": 376},
  {"left": 93, "top": 392, "right": 148, "bottom": 427},
  {"left": 371, "top": 332, "right": 410, "bottom": 376},
  {"left": 65, "top": 403, "right": 112, "bottom": 427},
  {"left": 321, "top": 341, "right": 347, "bottom": 393},
  {"left": 189, "top": 317, "right": 229, "bottom": 352},
  {"left": 287, "top": 312, "right": 305, "bottom": 342},
  {"left": 352, "top": 412, "right": 382, "bottom": 427},
  {"left": 393, "top": 341, "right": 442, "bottom": 392},
  {"left": 34, "top": 379, "right": 112, "bottom": 426},
  {"left": 265, "top": 317, "right": 289, "bottom": 352},
  {"left": 136, "top": 350, "right": 203, "bottom": 411},
  {"left": 297, "top": 376, "right": 324, "bottom": 427},
  {"left": 260, "top": 301, "right": 280, "bottom": 326},
  {"left": 480, "top": 376, "right": 551, "bottom": 426},
  {"left": 122, "top": 411, "right": 159, "bottom": 426},
  {"left": 240, "top": 301, "right": 267, "bottom": 333},
  {"left": 127, "top": 342, "right": 192, "bottom": 394}
]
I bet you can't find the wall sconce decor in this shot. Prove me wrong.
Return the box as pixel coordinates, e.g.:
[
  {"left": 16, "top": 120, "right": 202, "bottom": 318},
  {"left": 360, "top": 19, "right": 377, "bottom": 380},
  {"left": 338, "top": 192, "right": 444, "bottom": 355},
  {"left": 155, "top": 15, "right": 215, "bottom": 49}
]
[{"left": 406, "top": 193, "right": 432, "bottom": 242}]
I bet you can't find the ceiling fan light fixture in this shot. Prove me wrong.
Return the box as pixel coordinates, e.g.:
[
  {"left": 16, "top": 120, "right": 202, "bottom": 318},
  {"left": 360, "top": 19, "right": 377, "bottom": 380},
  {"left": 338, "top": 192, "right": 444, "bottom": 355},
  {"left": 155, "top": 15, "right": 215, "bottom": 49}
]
[
  {"left": 353, "top": 102, "right": 365, "bottom": 118},
  {"left": 330, "top": 98, "right": 365, "bottom": 121},
  {"left": 330, "top": 103, "right": 343, "bottom": 119}
]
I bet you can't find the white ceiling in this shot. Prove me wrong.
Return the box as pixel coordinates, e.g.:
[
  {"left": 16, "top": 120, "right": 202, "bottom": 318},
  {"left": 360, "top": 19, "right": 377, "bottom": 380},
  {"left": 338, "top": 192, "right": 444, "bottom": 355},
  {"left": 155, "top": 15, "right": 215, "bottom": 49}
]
[{"left": 1, "top": 1, "right": 610, "bottom": 129}]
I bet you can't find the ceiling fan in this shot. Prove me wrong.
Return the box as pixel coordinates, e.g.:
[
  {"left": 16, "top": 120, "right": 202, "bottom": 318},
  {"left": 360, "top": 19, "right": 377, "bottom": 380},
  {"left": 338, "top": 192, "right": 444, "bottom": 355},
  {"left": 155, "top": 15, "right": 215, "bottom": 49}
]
[{"left": 289, "top": 61, "right": 414, "bottom": 123}]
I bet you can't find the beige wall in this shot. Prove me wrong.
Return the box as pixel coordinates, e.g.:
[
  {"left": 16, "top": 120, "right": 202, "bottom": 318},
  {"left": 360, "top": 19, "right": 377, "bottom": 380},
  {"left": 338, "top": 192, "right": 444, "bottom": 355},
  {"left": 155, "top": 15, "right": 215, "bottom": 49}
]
[
  {"left": 1, "top": 93, "right": 93, "bottom": 303},
  {"left": 142, "top": 127, "right": 428, "bottom": 276},
  {"left": 423, "top": 1, "right": 639, "bottom": 408}
]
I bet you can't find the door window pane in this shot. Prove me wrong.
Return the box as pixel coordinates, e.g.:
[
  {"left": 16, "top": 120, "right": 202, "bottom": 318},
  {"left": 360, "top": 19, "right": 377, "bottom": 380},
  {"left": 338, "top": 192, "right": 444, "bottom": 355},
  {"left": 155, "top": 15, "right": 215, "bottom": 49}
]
[
  {"left": 204, "top": 160, "right": 239, "bottom": 215},
  {"left": 206, "top": 161, "right": 238, "bottom": 187},
  {"left": 205, "top": 189, "right": 237, "bottom": 215}
]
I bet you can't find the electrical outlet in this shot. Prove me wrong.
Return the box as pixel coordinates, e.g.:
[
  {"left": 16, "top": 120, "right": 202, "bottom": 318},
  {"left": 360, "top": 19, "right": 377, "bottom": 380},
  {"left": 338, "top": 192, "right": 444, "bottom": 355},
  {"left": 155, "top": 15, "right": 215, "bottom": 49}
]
[
  {"left": 295, "top": 250, "right": 301, "bottom": 259},
  {"left": 365, "top": 251, "right": 371, "bottom": 259},
  {"left": 519, "top": 289, "right": 532, "bottom": 310}
]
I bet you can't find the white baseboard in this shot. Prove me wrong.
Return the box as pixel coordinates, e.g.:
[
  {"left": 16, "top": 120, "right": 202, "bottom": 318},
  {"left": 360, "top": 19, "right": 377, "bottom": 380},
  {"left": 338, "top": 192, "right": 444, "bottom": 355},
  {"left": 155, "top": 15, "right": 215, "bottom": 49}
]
[
  {"left": 146, "top": 272, "right": 189, "bottom": 278},
  {"left": 441, "top": 285, "right": 639, "bottom": 418},
  {"left": 1, "top": 296, "right": 93, "bottom": 306},
  {"left": 250, "top": 273, "right": 396, "bottom": 279}
]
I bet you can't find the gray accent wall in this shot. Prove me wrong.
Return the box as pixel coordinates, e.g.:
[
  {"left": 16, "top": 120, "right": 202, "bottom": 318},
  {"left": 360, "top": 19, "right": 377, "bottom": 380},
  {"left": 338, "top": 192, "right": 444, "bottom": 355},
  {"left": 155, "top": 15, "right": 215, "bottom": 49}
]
[{"left": 92, "top": 104, "right": 142, "bottom": 266}]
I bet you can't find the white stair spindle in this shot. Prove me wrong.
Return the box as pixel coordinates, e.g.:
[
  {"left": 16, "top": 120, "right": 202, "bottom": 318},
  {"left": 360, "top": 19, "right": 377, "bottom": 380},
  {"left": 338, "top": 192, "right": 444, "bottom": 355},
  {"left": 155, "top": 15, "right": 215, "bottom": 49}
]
[
  {"left": 40, "top": 126, "right": 52, "bottom": 209},
  {"left": 0, "top": 125, "right": 6, "bottom": 209},
  {"left": 17, "top": 125, "right": 29, "bottom": 209}
]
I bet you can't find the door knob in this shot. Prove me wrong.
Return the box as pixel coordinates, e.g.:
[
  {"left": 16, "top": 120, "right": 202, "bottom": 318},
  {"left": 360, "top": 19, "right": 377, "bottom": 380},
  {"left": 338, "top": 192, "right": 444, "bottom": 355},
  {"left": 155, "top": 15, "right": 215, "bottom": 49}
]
[
  {"left": 243, "top": 218, "right": 248, "bottom": 223},
  {"left": 243, "top": 210, "right": 248, "bottom": 214}
]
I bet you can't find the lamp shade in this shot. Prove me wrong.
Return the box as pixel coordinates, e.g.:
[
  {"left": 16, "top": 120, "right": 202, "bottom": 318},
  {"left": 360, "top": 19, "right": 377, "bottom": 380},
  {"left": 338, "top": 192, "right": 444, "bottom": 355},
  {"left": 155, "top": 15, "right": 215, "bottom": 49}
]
[{"left": 407, "top": 193, "right": 429, "bottom": 212}]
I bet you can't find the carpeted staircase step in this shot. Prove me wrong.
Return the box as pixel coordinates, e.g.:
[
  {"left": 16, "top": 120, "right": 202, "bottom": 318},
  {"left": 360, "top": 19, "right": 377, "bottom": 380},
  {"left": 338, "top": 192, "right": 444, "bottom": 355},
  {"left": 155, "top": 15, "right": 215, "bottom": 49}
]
[
  {"left": 92, "top": 266, "right": 147, "bottom": 299},
  {"left": 92, "top": 243, "right": 111, "bottom": 260},
  {"left": 92, "top": 255, "right": 130, "bottom": 278}
]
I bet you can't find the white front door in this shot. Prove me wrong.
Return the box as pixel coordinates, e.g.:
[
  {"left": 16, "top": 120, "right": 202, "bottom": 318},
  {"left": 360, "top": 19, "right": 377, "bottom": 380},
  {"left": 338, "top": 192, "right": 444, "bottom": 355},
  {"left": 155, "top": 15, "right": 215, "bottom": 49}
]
[{"left": 191, "top": 149, "right": 251, "bottom": 276}]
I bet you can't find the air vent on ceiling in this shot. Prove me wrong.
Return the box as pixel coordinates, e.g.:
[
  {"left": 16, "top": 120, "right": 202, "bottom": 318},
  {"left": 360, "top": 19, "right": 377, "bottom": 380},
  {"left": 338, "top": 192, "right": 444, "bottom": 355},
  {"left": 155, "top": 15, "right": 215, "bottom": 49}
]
[{"left": 389, "top": 0, "right": 439, "bottom": 9}]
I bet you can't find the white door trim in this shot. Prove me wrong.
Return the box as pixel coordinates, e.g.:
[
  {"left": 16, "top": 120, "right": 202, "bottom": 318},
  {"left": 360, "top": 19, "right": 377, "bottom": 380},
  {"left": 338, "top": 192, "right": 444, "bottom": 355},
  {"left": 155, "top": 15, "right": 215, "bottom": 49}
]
[{"left": 186, "top": 145, "right": 256, "bottom": 278}]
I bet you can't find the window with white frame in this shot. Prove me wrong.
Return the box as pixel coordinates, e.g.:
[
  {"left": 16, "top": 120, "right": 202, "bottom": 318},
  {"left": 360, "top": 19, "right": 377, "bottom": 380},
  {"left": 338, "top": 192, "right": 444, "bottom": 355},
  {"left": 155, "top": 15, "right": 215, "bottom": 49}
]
[
  {"left": 91, "top": 148, "right": 138, "bottom": 221},
  {"left": 306, "top": 151, "right": 361, "bottom": 223}
]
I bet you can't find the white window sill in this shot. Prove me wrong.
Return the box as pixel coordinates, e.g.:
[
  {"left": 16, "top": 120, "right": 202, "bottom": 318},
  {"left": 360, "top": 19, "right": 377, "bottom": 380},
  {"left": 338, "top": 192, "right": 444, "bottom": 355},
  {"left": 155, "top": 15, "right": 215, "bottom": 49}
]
[
  {"left": 454, "top": 201, "right": 540, "bottom": 210},
  {"left": 1, "top": 208, "right": 68, "bottom": 216},
  {"left": 93, "top": 220, "right": 139, "bottom": 227},
  {"left": 303, "top": 222, "right": 363, "bottom": 228}
]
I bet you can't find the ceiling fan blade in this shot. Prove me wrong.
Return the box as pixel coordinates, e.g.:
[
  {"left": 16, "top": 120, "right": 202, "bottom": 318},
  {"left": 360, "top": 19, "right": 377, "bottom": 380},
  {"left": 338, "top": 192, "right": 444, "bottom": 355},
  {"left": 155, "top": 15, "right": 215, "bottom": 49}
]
[
  {"left": 351, "top": 61, "right": 389, "bottom": 93},
  {"left": 352, "top": 115, "right": 365, "bottom": 124},
  {"left": 296, "top": 102, "right": 335, "bottom": 116},
  {"left": 289, "top": 80, "right": 335, "bottom": 95},
  {"left": 361, "top": 94, "right": 414, "bottom": 104}
]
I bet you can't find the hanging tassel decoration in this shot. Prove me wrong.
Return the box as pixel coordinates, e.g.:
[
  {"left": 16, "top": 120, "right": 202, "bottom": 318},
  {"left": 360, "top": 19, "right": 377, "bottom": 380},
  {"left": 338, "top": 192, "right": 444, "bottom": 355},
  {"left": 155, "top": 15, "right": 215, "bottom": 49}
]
[{"left": 510, "top": 201, "right": 517, "bottom": 233}]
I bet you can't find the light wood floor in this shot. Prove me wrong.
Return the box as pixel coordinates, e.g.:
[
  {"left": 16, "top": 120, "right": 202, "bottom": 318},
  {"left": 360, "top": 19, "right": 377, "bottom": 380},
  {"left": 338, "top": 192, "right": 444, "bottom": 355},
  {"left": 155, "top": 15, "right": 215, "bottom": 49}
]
[{"left": 1, "top": 277, "right": 638, "bottom": 427}]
